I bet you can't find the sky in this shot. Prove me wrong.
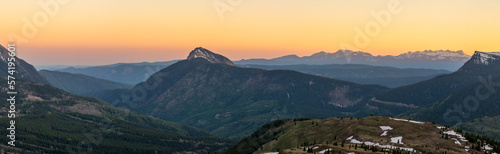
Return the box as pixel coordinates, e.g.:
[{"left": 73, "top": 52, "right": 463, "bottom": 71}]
[{"left": 2, "top": 0, "right": 500, "bottom": 66}]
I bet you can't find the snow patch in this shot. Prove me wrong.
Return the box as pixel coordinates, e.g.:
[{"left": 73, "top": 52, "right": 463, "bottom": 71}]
[
  {"left": 381, "top": 131, "right": 389, "bottom": 136},
  {"left": 391, "top": 136, "right": 404, "bottom": 144},
  {"left": 319, "top": 148, "right": 332, "bottom": 153},
  {"left": 346, "top": 135, "right": 414, "bottom": 152},
  {"left": 485, "top": 145, "right": 493, "bottom": 150},
  {"left": 364, "top": 141, "right": 375, "bottom": 146},
  {"left": 350, "top": 139, "right": 363, "bottom": 144},
  {"left": 389, "top": 118, "right": 424, "bottom": 124},
  {"left": 451, "top": 138, "right": 461, "bottom": 145},
  {"left": 443, "top": 130, "right": 468, "bottom": 142},
  {"left": 379, "top": 126, "right": 393, "bottom": 136},
  {"left": 379, "top": 126, "right": 393, "bottom": 131},
  {"left": 346, "top": 136, "right": 353, "bottom": 140}
]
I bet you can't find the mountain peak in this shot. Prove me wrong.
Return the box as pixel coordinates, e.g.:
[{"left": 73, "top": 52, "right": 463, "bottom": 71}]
[
  {"left": 471, "top": 51, "right": 500, "bottom": 65},
  {"left": 187, "top": 47, "right": 234, "bottom": 66}
]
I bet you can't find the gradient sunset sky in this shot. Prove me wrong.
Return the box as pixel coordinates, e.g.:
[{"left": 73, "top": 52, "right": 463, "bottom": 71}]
[{"left": 2, "top": 0, "right": 500, "bottom": 66}]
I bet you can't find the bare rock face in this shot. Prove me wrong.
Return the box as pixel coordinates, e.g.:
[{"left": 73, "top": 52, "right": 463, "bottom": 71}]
[{"left": 187, "top": 47, "right": 235, "bottom": 66}]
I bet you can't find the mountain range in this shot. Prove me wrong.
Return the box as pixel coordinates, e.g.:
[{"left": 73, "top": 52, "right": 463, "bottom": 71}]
[
  {"left": 1, "top": 43, "right": 499, "bottom": 153},
  {"left": 86, "top": 48, "right": 500, "bottom": 142},
  {"left": 235, "top": 50, "right": 470, "bottom": 71},
  {"left": 89, "top": 47, "right": 389, "bottom": 138},
  {"left": 49, "top": 49, "right": 465, "bottom": 86}
]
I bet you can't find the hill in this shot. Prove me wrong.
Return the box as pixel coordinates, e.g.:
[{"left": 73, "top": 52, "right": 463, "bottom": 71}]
[
  {"left": 228, "top": 116, "right": 500, "bottom": 154},
  {"left": 0, "top": 77, "right": 234, "bottom": 153},
  {"left": 91, "top": 47, "right": 389, "bottom": 139},
  {"left": 39, "top": 70, "right": 133, "bottom": 95}
]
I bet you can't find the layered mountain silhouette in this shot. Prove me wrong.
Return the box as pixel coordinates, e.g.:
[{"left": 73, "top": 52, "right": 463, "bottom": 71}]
[
  {"left": 0, "top": 44, "right": 49, "bottom": 84},
  {"left": 235, "top": 50, "right": 470, "bottom": 71},
  {"left": 0, "top": 44, "right": 233, "bottom": 153},
  {"left": 39, "top": 70, "right": 133, "bottom": 95},
  {"left": 58, "top": 60, "right": 179, "bottom": 85},
  {"left": 242, "top": 64, "right": 449, "bottom": 88},
  {"left": 91, "top": 47, "right": 388, "bottom": 138}
]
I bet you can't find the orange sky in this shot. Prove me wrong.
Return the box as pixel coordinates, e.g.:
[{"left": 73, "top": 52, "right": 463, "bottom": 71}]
[{"left": 2, "top": 0, "right": 500, "bottom": 66}]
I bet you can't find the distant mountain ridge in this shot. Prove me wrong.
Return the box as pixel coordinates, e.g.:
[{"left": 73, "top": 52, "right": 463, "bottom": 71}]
[
  {"left": 236, "top": 50, "right": 471, "bottom": 71},
  {"left": 39, "top": 70, "right": 133, "bottom": 95},
  {"left": 58, "top": 60, "right": 179, "bottom": 85}
]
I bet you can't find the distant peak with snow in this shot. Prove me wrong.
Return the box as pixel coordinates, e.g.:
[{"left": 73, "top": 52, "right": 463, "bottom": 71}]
[{"left": 471, "top": 51, "right": 500, "bottom": 65}]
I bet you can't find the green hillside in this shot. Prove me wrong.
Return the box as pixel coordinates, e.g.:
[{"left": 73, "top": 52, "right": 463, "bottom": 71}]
[
  {"left": 0, "top": 78, "right": 234, "bottom": 153},
  {"left": 455, "top": 116, "right": 500, "bottom": 140},
  {"left": 228, "top": 116, "right": 500, "bottom": 154}
]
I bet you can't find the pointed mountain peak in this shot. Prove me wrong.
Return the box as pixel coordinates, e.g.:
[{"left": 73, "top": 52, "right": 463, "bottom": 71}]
[
  {"left": 470, "top": 51, "right": 500, "bottom": 65},
  {"left": 187, "top": 47, "right": 234, "bottom": 66}
]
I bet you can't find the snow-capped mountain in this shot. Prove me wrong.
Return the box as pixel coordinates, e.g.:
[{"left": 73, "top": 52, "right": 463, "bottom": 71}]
[
  {"left": 236, "top": 50, "right": 471, "bottom": 71},
  {"left": 470, "top": 51, "right": 500, "bottom": 65},
  {"left": 395, "top": 50, "right": 470, "bottom": 60},
  {"left": 187, "top": 47, "right": 235, "bottom": 66},
  {"left": 457, "top": 51, "right": 500, "bottom": 73}
]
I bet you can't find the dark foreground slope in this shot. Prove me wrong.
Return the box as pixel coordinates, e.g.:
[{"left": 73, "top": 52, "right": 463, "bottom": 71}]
[
  {"left": 0, "top": 78, "right": 234, "bottom": 153},
  {"left": 228, "top": 116, "right": 500, "bottom": 154}
]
